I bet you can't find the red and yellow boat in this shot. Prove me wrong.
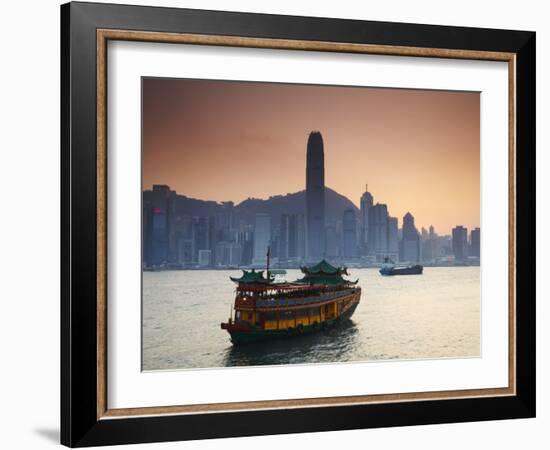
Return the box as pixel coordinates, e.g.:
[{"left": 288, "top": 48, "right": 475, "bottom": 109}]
[{"left": 221, "top": 260, "right": 361, "bottom": 344}]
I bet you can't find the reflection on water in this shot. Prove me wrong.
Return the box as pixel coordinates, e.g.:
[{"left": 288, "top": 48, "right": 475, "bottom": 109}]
[
  {"left": 223, "top": 319, "right": 359, "bottom": 367},
  {"left": 142, "top": 267, "right": 480, "bottom": 370}
]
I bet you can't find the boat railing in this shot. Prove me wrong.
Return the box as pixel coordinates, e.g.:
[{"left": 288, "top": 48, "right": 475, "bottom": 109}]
[{"left": 254, "top": 288, "right": 357, "bottom": 308}]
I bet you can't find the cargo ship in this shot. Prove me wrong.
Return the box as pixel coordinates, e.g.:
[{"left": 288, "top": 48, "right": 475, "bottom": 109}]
[
  {"left": 221, "top": 259, "right": 361, "bottom": 344},
  {"left": 379, "top": 257, "right": 423, "bottom": 276}
]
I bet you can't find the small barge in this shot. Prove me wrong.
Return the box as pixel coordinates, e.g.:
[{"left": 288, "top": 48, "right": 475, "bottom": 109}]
[
  {"left": 221, "top": 260, "right": 361, "bottom": 344},
  {"left": 379, "top": 257, "right": 423, "bottom": 276}
]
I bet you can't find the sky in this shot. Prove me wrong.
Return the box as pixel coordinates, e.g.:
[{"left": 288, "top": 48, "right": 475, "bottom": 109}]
[{"left": 142, "top": 78, "right": 480, "bottom": 235}]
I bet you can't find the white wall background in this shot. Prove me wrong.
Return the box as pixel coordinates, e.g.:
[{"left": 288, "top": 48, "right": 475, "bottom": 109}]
[{"left": 0, "top": 0, "right": 546, "bottom": 449}]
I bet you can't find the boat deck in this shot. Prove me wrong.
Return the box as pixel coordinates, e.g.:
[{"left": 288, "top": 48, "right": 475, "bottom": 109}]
[{"left": 254, "top": 288, "right": 358, "bottom": 309}]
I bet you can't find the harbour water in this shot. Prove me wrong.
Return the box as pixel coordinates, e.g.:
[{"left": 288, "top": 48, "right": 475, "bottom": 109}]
[{"left": 142, "top": 267, "right": 480, "bottom": 370}]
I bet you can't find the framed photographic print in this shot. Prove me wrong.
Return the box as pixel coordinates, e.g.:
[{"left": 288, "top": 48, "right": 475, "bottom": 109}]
[{"left": 61, "top": 1, "right": 536, "bottom": 447}]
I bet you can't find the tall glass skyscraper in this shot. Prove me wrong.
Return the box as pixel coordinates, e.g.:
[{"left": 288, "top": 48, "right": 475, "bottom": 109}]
[
  {"left": 306, "top": 131, "right": 325, "bottom": 261},
  {"left": 360, "top": 185, "right": 374, "bottom": 253},
  {"left": 452, "top": 225, "right": 469, "bottom": 262},
  {"left": 470, "top": 227, "right": 481, "bottom": 258},
  {"left": 343, "top": 208, "right": 357, "bottom": 258},
  {"left": 401, "top": 212, "right": 421, "bottom": 262}
]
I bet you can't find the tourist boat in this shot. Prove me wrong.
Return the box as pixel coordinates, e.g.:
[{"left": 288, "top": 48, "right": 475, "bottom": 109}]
[
  {"left": 379, "top": 257, "right": 423, "bottom": 276},
  {"left": 221, "top": 260, "right": 361, "bottom": 344}
]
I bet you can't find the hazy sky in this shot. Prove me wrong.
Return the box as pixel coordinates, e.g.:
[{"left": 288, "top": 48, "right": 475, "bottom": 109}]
[{"left": 143, "top": 78, "right": 480, "bottom": 235}]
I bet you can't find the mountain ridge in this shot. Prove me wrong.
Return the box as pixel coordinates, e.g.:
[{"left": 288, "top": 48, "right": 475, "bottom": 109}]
[{"left": 171, "top": 186, "right": 359, "bottom": 225}]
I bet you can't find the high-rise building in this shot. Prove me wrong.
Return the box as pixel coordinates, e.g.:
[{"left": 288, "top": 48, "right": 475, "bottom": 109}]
[
  {"left": 306, "top": 131, "right": 325, "bottom": 261},
  {"left": 177, "top": 239, "right": 194, "bottom": 265},
  {"left": 278, "top": 214, "right": 305, "bottom": 262},
  {"left": 146, "top": 185, "right": 174, "bottom": 265},
  {"left": 237, "top": 226, "right": 254, "bottom": 266},
  {"left": 172, "top": 214, "right": 192, "bottom": 265},
  {"left": 421, "top": 227, "right": 428, "bottom": 242},
  {"left": 215, "top": 241, "right": 243, "bottom": 267},
  {"left": 470, "top": 227, "right": 481, "bottom": 258},
  {"left": 387, "top": 216, "right": 399, "bottom": 258},
  {"left": 342, "top": 209, "right": 357, "bottom": 258},
  {"left": 208, "top": 215, "right": 217, "bottom": 266},
  {"left": 367, "top": 203, "right": 389, "bottom": 261},
  {"left": 217, "top": 201, "right": 235, "bottom": 235},
  {"left": 452, "top": 226, "right": 469, "bottom": 261},
  {"left": 359, "top": 185, "right": 374, "bottom": 254},
  {"left": 400, "top": 212, "right": 421, "bottom": 262},
  {"left": 422, "top": 224, "right": 437, "bottom": 262},
  {"left": 214, "top": 242, "right": 227, "bottom": 267},
  {"left": 252, "top": 213, "right": 271, "bottom": 267},
  {"left": 143, "top": 190, "right": 154, "bottom": 266},
  {"left": 325, "top": 225, "right": 338, "bottom": 258},
  {"left": 439, "top": 235, "right": 453, "bottom": 257},
  {"left": 193, "top": 216, "right": 210, "bottom": 264},
  {"left": 198, "top": 249, "right": 211, "bottom": 267}
]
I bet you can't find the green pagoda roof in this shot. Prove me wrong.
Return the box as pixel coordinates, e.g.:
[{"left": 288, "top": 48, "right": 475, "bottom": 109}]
[
  {"left": 295, "top": 260, "right": 357, "bottom": 286},
  {"left": 295, "top": 275, "right": 358, "bottom": 286},
  {"left": 300, "top": 259, "right": 348, "bottom": 276},
  {"left": 230, "top": 269, "right": 274, "bottom": 285}
]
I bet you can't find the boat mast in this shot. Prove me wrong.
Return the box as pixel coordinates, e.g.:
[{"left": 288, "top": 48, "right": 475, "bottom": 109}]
[{"left": 266, "top": 245, "right": 271, "bottom": 279}]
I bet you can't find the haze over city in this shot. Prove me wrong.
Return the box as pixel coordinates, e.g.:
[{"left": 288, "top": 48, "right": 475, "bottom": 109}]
[{"left": 143, "top": 78, "right": 480, "bottom": 235}]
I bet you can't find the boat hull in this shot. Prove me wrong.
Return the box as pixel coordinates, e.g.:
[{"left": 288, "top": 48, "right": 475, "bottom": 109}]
[
  {"left": 380, "top": 265, "right": 423, "bottom": 276},
  {"left": 226, "top": 301, "right": 359, "bottom": 345}
]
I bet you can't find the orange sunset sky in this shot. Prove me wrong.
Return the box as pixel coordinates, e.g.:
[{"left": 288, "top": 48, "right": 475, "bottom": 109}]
[{"left": 143, "top": 78, "right": 480, "bottom": 235}]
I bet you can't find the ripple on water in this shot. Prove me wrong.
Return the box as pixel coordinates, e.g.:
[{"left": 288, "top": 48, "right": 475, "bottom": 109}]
[{"left": 142, "top": 267, "right": 480, "bottom": 370}]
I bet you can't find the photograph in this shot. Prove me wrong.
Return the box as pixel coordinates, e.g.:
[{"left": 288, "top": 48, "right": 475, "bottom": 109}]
[
  {"left": 56, "top": 1, "right": 536, "bottom": 446},
  {"left": 141, "top": 78, "right": 481, "bottom": 370}
]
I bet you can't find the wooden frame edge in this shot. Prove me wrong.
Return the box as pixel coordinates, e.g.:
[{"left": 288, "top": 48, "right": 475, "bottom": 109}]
[
  {"left": 97, "top": 29, "right": 108, "bottom": 419},
  {"left": 100, "top": 387, "right": 515, "bottom": 419},
  {"left": 98, "top": 28, "right": 515, "bottom": 61},
  {"left": 508, "top": 55, "right": 517, "bottom": 395},
  {"left": 95, "top": 28, "right": 517, "bottom": 420}
]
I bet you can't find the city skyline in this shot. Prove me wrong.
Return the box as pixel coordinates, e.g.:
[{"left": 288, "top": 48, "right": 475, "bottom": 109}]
[
  {"left": 143, "top": 78, "right": 480, "bottom": 234},
  {"left": 143, "top": 129, "right": 480, "bottom": 267},
  {"left": 143, "top": 164, "right": 480, "bottom": 269}
]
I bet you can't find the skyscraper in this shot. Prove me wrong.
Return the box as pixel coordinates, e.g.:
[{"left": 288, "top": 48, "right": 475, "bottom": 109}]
[
  {"left": 470, "top": 227, "right": 481, "bottom": 258},
  {"left": 237, "top": 225, "right": 254, "bottom": 266},
  {"left": 360, "top": 185, "right": 374, "bottom": 254},
  {"left": 208, "top": 215, "right": 217, "bottom": 266},
  {"left": 325, "top": 225, "right": 338, "bottom": 258},
  {"left": 279, "top": 213, "right": 305, "bottom": 262},
  {"left": 400, "top": 212, "right": 421, "bottom": 262},
  {"left": 193, "top": 216, "right": 210, "bottom": 264},
  {"left": 342, "top": 209, "right": 357, "bottom": 258},
  {"left": 421, "top": 227, "right": 428, "bottom": 242},
  {"left": 306, "top": 131, "right": 325, "bottom": 261},
  {"left": 387, "top": 216, "right": 399, "bottom": 258},
  {"left": 252, "top": 213, "right": 271, "bottom": 267},
  {"left": 142, "top": 190, "right": 154, "bottom": 265},
  {"left": 452, "top": 226, "right": 469, "bottom": 261},
  {"left": 173, "top": 214, "right": 193, "bottom": 265},
  {"left": 422, "top": 224, "right": 437, "bottom": 262},
  {"left": 146, "top": 185, "right": 174, "bottom": 265},
  {"left": 367, "top": 203, "right": 389, "bottom": 261}
]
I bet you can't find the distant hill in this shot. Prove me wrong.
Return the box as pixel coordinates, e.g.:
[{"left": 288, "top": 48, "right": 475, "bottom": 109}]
[
  {"left": 234, "top": 187, "right": 358, "bottom": 226},
  {"left": 172, "top": 187, "right": 359, "bottom": 226}
]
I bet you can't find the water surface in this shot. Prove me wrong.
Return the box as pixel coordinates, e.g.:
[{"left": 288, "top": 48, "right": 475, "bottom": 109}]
[{"left": 142, "top": 267, "right": 480, "bottom": 370}]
